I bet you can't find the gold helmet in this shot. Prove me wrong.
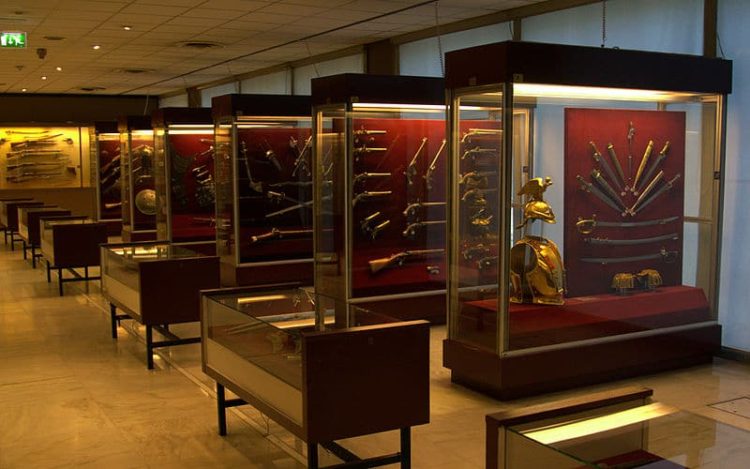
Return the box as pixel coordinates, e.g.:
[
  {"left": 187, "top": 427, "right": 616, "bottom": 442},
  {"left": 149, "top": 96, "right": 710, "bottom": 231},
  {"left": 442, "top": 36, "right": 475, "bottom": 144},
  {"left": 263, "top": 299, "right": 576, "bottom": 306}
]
[{"left": 517, "top": 200, "right": 556, "bottom": 229}]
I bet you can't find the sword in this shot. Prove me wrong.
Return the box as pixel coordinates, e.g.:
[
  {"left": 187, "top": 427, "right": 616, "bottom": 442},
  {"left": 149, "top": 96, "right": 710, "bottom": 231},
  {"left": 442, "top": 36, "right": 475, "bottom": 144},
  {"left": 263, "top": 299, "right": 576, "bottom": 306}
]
[
  {"left": 591, "top": 169, "right": 627, "bottom": 211},
  {"left": 290, "top": 136, "right": 312, "bottom": 178},
  {"left": 581, "top": 248, "right": 679, "bottom": 265},
  {"left": 575, "top": 215, "right": 680, "bottom": 235},
  {"left": 606, "top": 143, "right": 626, "bottom": 190},
  {"left": 627, "top": 121, "right": 635, "bottom": 183},
  {"left": 630, "top": 173, "right": 681, "bottom": 216},
  {"left": 584, "top": 232, "right": 679, "bottom": 246},
  {"left": 589, "top": 141, "right": 623, "bottom": 192},
  {"left": 637, "top": 141, "right": 670, "bottom": 194},
  {"left": 576, "top": 175, "right": 626, "bottom": 216},
  {"left": 632, "top": 139, "right": 654, "bottom": 194},
  {"left": 628, "top": 170, "right": 664, "bottom": 216}
]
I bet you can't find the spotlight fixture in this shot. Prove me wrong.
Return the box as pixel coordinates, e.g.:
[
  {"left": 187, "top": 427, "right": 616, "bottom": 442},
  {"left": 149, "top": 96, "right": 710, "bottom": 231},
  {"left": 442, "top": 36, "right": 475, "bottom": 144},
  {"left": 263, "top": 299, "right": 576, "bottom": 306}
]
[
  {"left": 56, "top": 66, "right": 62, "bottom": 71},
  {"left": 123, "top": 25, "right": 132, "bottom": 31},
  {"left": 92, "top": 44, "right": 101, "bottom": 50},
  {"left": 41, "top": 75, "right": 47, "bottom": 80},
  {"left": 21, "top": 88, "right": 27, "bottom": 92}
]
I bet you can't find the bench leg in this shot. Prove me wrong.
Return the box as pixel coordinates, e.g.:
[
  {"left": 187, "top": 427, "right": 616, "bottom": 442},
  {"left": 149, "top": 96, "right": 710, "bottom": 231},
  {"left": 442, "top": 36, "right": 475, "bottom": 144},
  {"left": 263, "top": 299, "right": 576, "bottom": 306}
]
[
  {"left": 146, "top": 325, "right": 154, "bottom": 370},
  {"left": 217, "top": 383, "right": 228, "bottom": 436}
]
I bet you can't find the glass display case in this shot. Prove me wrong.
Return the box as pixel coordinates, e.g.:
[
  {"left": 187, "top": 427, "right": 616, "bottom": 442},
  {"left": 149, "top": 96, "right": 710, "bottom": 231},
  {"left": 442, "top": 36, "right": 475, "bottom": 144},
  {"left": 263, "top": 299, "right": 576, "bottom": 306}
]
[
  {"left": 152, "top": 108, "right": 215, "bottom": 245},
  {"left": 118, "top": 116, "right": 156, "bottom": 242},
  {"left": 212, "top": 94, "right": 313, "bottom": 286},
  {"left": 101, "top": 241, "right": 220, "bottom": 368},
  {"left": 91, "top": 121, "right": 121, "bottom": 228},
  {"left": 41, "top": 217, "right": 105, "bottom": 296},
  {"left": 312, "top": 74, "right": 447, "bottom": 323},
  {"left": 0, "top": 125, "right": 90, "bottom": 189},
  {"left": 444, "top": 41, "right": 732, "bottom": 398},
  {"left": 201, "top": 286, "right": 429, "bottom": 467},
  {"left": 488, "top": 387, "right": 750, "bottom": 469}
]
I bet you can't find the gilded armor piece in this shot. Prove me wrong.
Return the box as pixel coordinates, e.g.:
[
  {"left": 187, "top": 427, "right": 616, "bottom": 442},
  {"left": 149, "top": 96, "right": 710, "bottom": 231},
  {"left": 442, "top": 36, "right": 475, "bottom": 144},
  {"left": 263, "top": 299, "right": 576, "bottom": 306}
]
[{"left": 510, "top": 235, "right": 565, "bottom": 305}]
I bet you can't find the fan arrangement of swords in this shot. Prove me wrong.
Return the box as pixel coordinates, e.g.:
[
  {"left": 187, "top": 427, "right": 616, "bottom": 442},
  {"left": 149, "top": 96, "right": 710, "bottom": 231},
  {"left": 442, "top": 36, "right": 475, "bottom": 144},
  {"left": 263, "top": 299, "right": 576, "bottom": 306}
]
[{"left": 576, "top": 121, "right": 681, "bottom": 218}]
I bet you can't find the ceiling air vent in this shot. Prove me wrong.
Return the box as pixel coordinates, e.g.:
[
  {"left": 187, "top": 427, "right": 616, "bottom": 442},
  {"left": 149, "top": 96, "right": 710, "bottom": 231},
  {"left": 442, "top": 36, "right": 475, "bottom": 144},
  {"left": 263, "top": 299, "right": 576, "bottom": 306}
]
[
  {"left": 122, "top": 68, "right": 154, "bottom": 74},
  {"left": 175, "top": 41, "right": 223, "bottom": 49},
  {"left": 79, "top": 86, "right": 106, "bottom": 92},
  {"left": 43, "top": 36, "right": 65, "bottom": 41}
]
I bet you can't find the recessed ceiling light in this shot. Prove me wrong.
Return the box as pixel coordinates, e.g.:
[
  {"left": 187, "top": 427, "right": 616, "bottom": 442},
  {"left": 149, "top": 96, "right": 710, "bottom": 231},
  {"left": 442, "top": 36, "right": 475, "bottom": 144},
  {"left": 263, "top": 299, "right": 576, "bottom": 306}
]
[
  {"left": 41, "top": 76, "right": 47, "bottom": 80},
  {"left": 21, "top": 88, "right": 27, "bottom": 92},
  {"left": 55, "top": 66, "right": 62, "bottom": 71},
  {"left": 92, "top": 44, "right": 101, "bottom": 50},
  {"left": 123, "top": 25, "right": 132, "bottom": 31}
]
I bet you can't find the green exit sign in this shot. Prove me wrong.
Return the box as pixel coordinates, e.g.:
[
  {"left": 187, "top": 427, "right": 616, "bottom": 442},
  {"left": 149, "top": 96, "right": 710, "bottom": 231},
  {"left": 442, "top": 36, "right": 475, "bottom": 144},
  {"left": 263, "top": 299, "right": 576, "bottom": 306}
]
[{"left": 1, "top": 32, "right": 27, "bottom": 48}]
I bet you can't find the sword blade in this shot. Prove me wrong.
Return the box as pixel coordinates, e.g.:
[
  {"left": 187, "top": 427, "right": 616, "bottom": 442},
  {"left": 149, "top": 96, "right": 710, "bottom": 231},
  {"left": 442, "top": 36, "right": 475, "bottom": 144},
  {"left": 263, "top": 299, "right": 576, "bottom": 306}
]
[
  {"left": 632, "top": 174, "right": 681, "bottom": 216},
  {"left": 632, "top": 140, "right": 654, "bottom": 191},
  {"left": 585, "top": 232, "right": 679, "bottom": 246},
  {"left": 581, "top": 249, "right": 678, "bottom": 265},
  {"left": 591, "top": 170, "right": 627, "bottom": 210},
  {"left": 576, "top": 175, "right": 625, "bottom": 216},
  {"left": 606, "top": 143, "right": 626, "bottom": 188},
  {"left": 630, "top": 170, "right": 664, "bottom": 214}
]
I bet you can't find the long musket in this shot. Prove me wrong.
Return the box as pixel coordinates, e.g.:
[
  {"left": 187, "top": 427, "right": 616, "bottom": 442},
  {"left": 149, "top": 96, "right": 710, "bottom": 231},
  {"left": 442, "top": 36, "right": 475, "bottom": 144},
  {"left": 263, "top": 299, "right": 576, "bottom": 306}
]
[
  {"left": 424, "top": 139, "right": 446, "bottom": 190},
  {"left": 250, "top": 228, "right": 313, "bottom": 244},
  {"left": 404, "top": 137, "right": 427, "bottom": 186},
  {"left": 368, "top": 248, "right": 444, "bottom": 274}
]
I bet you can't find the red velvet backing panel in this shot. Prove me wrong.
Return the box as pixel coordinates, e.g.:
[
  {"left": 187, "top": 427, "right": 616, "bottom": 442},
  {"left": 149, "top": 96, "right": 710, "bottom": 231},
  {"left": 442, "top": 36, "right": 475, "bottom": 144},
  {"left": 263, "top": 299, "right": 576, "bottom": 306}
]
[
  {"left": 564, "top": 108, "right": 686, "bottom": 297},
  {"left": 98, "top": 139, "right": 121, "bottom": 220},
  {"left": 350, "top": 118, "right": 446, "bottom": 297},
  {"left": 168, "top": 134, "right": 216, "bottom": 241},
  {"left": 465, "top": 285, "right": 709, "bottom": 349}
]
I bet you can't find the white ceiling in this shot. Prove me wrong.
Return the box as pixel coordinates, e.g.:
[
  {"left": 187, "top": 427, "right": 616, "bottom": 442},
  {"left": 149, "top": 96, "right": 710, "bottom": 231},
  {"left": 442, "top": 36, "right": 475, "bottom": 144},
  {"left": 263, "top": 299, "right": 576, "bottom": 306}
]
[{"left": 0, "top": 0, "right": 544, "bottom": 96}]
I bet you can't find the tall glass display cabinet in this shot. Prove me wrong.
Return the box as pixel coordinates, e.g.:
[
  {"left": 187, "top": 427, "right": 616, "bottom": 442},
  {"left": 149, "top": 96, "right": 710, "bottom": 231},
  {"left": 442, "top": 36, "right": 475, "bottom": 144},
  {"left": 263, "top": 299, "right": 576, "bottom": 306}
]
[
  {"left": 152, "top": 107, "right": 214, "bottom": 246},
  {"left": 312, "top": 74, "right": 447, "bottom": 323},
  {"left": 118, "top": 116, "right": 156, "bottom": 242},
  {"left": 443, "top": 41, "right": 732, "bottom": 399},
  {"left": 212, "top": 94, "right": 313, "bottom": 286},
  {"left": 91, "top": 121, "right": 121, "bottom": 234}
]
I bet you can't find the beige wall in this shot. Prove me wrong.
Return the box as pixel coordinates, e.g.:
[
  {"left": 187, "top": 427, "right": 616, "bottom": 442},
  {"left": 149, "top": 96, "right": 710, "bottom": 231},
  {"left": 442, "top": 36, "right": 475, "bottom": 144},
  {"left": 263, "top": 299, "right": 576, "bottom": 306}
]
[{"left": 0, "top": 188, "right": 96, "bottom": 218}]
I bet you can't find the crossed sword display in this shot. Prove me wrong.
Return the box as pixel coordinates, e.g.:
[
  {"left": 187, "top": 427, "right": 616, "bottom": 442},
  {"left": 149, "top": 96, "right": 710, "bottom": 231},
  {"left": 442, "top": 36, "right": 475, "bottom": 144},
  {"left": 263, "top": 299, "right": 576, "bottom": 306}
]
[{"left": 579, "top": 136, "right": 678, "bottom": 217}]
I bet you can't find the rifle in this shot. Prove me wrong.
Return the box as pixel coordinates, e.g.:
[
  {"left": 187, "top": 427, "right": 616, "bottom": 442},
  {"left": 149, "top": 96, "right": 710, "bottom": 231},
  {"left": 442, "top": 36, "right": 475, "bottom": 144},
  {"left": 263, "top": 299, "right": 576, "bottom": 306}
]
[
  {"left": 404, "top": 137, "right": 427, "bottom": 186},
  {"left": 290, "top": 135, "right": 313, "bottom": 178},
  {"left": 424, "top": 139, "right": 446, "bottom": 190},
  {"left": 368, "top": 248, "right": 444, "bottom": 274},
  {"left": 250, "top": 228, "right": 313, "bottom": 244}
]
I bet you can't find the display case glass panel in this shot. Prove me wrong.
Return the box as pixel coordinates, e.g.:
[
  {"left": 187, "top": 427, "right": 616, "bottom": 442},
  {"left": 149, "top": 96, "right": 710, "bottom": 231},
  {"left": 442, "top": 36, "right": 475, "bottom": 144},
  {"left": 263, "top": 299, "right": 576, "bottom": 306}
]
[
  {"left": 153, "top": 112, "right": 214, "bottom": 243},
  {"left": 313, "top": 75, "right": 447, "bottom": 306},
  {"left": 212, "top": 95, "right": 313, "bottom": 282},
  {"left": 505, "top": 403, "right": 750, "bottom": 468},
  {"left": 119, "top": 117, "right": 155, "bottom": 239},
  {"left": 0, "top": 126, "right": 90, "bottom": 189},
  {"left": 90, "top": 123, "right": 121, "bottom": 222},
  {"left": 446, "top": 43, "right": 729, "bottom": 360}
]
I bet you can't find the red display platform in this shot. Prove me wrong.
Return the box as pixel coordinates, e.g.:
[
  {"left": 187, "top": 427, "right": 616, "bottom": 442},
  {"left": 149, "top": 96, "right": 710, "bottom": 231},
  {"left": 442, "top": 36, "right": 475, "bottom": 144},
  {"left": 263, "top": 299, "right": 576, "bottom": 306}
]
[{"left": 463, "top": 286, "right": 710, "bottom": 349}]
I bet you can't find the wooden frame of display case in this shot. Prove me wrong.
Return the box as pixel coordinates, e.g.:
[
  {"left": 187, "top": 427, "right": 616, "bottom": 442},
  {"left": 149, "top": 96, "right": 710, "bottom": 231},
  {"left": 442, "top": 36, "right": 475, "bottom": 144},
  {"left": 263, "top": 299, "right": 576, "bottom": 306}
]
[
  {"left": 102, "top": 241, "right": 220, "bottom": 369},
  {"left": 92, "top": 121, "right": 123, "bottom": 236},
  {"left": 1, "top": 200, "right": 44, "bottom": 249},
  {"left": 201, "top": 285, "right": 430, "bottom": 469},
  {"left": 118, "top": 116, "right": 157, "bottom": 242},
  {"left": 0, "top": 197, "right": 32, "bottom": 243}
]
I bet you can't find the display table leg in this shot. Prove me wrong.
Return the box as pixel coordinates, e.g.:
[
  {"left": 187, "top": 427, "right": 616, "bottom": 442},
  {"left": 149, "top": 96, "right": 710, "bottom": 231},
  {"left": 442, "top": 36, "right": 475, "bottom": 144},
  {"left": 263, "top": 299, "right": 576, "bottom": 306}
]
[
  {"left": 146, "top": 325, "right": 154, "bottom": 370},
  {"left": 46, "top": 261, "right": 51, "bottom": 283},
  {"left": 400, "top": 427, "right": 411, "bottom": 469},
  {"left": 217, "top": 383, "right": 228, "bottom": 436},
  {"left": 307, "top": 442, "right": 319, "bottom": 469},
  {"left": 22, "top": 241, "right": 27, "bottom": 260},
  {"left": 10, "top": 233, "right": 15, "bottom": 251},
  {"left": 110, "top": 303, "right": 118, "bottom": 338},
  {"left": 58, "top": 268, "right": 64, "bottom": 296},
  {"left": 31, "top": 245, "right": 36, "bottom": 268}
]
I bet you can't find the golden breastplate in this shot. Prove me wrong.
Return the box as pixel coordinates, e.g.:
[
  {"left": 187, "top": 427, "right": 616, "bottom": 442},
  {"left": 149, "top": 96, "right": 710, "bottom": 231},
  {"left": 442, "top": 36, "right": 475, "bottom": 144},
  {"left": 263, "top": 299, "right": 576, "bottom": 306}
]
[{"left": 510, "top": 235, "right": 565, "bottom": 305}]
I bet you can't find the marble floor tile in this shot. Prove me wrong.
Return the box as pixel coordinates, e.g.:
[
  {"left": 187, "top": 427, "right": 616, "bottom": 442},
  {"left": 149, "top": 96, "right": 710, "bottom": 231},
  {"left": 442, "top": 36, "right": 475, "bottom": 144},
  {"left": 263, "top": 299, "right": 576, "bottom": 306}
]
[{"left": 2, "top": 241, "right": 750, "bottom": 468}]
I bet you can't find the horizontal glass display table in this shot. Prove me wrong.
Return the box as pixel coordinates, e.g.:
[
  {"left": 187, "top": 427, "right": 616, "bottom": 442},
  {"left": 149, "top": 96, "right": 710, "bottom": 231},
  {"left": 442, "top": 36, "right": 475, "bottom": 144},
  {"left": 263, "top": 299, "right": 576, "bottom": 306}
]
[
  {"left": 202, "top": 286, "right": 430, "bottom": 468},
  {"left": 102, "top": 242, "right": 220, "bottom": 369},
  {"left": 487, "top": 387, "right": 750, "bottom": 468}
]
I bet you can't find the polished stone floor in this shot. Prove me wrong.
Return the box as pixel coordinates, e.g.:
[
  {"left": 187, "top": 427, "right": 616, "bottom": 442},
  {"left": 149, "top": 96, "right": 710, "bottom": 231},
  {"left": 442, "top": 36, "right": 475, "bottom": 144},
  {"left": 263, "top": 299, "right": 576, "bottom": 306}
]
[{"left": 1, "top": 240, "right": 750, "bottom": 468}]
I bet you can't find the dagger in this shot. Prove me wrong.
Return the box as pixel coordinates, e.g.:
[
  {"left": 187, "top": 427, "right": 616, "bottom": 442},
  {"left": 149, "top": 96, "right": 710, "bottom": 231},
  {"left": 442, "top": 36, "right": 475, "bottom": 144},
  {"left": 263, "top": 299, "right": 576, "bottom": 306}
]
[
  {"left": 606, "top": 143, "right": 626, "bottom": 192},
  {"left": 589, "top": 141, "right": 623, "bottom": 192},
  {"left": 591, "top": 169, "right": 627, "bottom": 211},
  {"left": 627, "top": 121, "right": 635, "bottom": 183},
  {"left": 629, "top": 170, "right": 664, "bottom": 215},
  {"left": 632, "top": 139, "right": 654, "bottom": 194},
  {"left": 637, "top": 141, "right": 670, "bottom": 194},
  {"left": 576, "top": 174, "right": 626, "bottom": 216}
]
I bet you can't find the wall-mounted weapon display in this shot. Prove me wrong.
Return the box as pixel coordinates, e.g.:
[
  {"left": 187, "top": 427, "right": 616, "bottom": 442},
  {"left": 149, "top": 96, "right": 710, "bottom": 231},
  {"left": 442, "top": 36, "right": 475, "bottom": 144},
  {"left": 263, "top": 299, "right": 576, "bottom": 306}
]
[
  {"left": 564, "top": 108, "right": 685, "bottom": 297},
  {"left": 1, "top": 127, "right": 85, "bottom": 190}
]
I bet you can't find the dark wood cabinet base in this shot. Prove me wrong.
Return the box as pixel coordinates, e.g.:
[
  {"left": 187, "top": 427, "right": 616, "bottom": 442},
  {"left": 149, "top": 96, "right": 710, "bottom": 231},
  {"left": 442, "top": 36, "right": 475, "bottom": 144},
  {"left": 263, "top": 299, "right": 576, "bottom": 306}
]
[{"left": 444, "top": 324, "right": 721, "bottom": 400}]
